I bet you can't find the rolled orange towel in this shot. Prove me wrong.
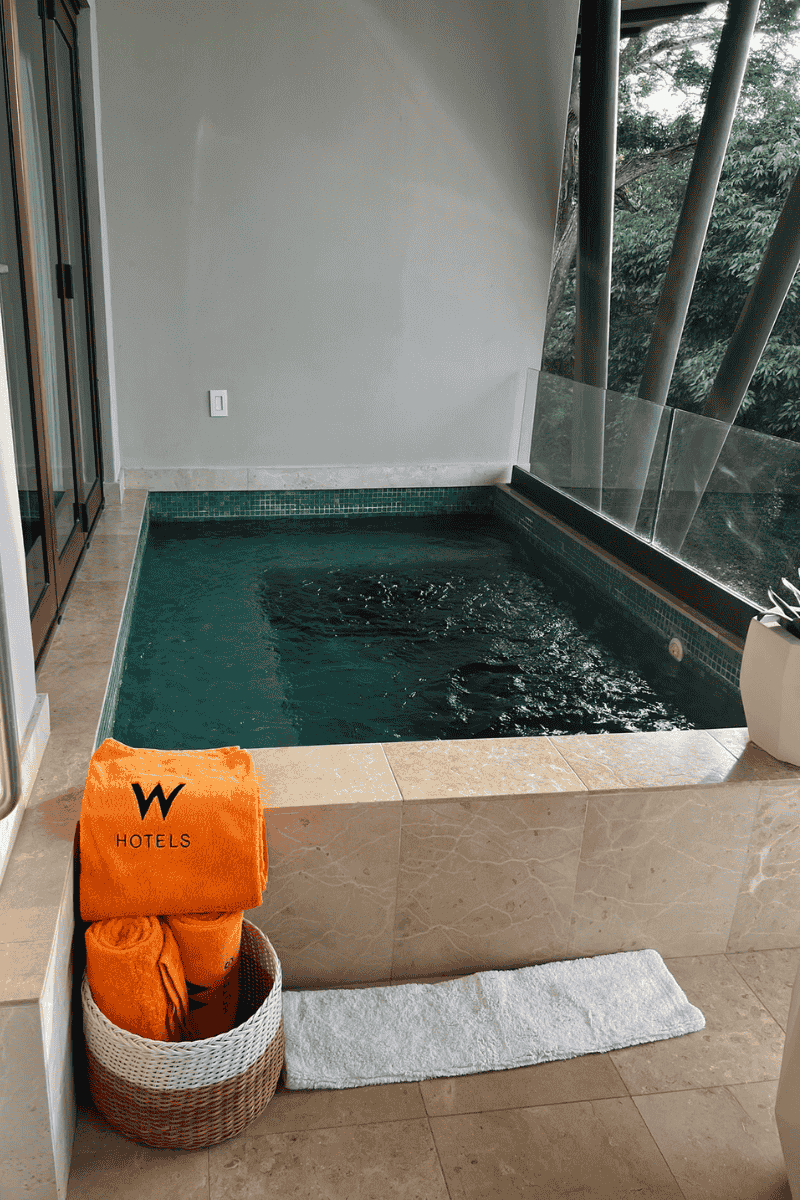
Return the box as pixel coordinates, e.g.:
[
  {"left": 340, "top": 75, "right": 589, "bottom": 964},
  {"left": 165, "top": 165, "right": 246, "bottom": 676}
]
[
  {"left": 79, "top": 739, "right": 269, "bottom": 921},
  {"left": 85, "top": 916, "right": 189, "bottom": 1041},
  {"left": 165, "top": 911, "right": 243, "bottom": 1040}
]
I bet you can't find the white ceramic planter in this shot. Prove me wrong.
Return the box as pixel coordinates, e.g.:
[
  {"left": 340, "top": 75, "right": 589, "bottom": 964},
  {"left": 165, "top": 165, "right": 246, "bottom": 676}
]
[{"left": 739, "top": 614, "right": 800, "bottom": 767}]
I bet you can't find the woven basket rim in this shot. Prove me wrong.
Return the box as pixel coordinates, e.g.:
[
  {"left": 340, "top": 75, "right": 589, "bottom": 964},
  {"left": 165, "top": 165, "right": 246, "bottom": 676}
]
[{"left": 81, "top": 918, "right": 281, "bottom": 1054}]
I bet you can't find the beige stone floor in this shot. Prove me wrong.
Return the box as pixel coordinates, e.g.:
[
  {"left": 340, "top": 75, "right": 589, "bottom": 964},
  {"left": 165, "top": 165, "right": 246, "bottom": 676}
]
[{"left": 67, "top": 945, "right": 799, "bottom": 1199}]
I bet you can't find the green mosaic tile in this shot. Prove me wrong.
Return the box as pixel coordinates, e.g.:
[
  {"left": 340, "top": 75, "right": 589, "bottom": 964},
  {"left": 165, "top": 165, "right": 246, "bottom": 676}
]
[
  {"left": 490, "top": 487, "right": 743, "bottom": 692},
  {"left": 147, "top": 487, "right": 495, "bottom": 523}
]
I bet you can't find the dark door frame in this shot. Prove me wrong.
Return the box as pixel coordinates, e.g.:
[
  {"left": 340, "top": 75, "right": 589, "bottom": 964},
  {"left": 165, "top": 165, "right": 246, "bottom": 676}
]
[{"left": 1, "top": 0, "right": 103, "bottom": 663}]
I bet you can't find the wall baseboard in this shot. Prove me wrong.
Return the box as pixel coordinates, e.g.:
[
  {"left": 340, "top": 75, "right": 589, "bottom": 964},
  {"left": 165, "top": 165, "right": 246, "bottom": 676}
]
[{"left": 120, "top": 463, "right": 513, "bottom": 492}]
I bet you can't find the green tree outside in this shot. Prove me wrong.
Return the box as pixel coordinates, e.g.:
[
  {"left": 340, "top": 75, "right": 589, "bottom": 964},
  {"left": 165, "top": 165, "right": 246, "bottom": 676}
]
[{"left": 543, "top": 0, "right": 800, "bottom": 441}]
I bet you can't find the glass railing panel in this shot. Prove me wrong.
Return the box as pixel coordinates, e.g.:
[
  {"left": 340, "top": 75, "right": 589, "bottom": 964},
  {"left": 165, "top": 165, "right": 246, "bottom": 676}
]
[
  {"left": 653, "top": 408, "right": 800, "bottom": 608},
  {"left": 597, "top": 387, "right": 672, "bottom": 541},
  {"left": 525, "top": 370, "right": 588, "bottom": 499},
  {"left": 524, "top": 370, "right": 672, "bottom": 541}
]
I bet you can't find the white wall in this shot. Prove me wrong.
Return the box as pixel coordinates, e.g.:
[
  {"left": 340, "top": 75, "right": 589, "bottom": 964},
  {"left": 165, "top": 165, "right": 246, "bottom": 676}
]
[{"left": 93, "top": 0, "right": 579, "bottom": 475}]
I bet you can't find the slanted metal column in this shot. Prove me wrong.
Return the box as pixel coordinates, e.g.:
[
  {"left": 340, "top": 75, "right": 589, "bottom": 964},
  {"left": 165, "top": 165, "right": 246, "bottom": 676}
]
[
  {"left": 614, "top": 0, "right": 760, "bottom": 531},
  {"left": 704, "top": 165, "right": 800, "bottom": 422},
  {"left": 656, "top": 164, "right": 800, "bottom": 555},
  {"left": 572, "top": 0, "right": 620, "bottom": 511},
  {"left": 639, "top": 0, "right": 761, "bottom": 409},
  {"left": 575, "top": 0, "right": 620, "bottom": 390}
]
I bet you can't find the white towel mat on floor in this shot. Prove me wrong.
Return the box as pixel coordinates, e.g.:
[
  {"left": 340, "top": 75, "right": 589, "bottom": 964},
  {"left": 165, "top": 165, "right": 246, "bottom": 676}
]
[{"left": 282, "top": 949, "right": 705, "bottom": 1090}]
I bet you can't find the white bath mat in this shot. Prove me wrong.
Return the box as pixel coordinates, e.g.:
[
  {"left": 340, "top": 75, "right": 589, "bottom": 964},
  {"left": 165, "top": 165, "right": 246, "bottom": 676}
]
[{"left": 282, "top": 949, "right": 705, "bottom": 1090}]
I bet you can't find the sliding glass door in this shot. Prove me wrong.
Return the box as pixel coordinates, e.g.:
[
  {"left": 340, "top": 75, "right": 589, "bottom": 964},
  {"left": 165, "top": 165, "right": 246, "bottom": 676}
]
[
  {"left": 45, "top": 0, "right": 102, "bottom": 531},
  {"left": 0, "top": 0, "right": 102, "bottom": 662}
]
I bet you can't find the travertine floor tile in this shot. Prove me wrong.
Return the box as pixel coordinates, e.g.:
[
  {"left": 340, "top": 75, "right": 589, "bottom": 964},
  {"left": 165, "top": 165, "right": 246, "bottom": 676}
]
[
  {"left": 420, "top": 1052, "right": 628, "bottom": 1116},
  {"left": 243, "top": 1079, "right": 426, "bottom": 1133},
  {"left": 609, "top": 955, "right": 786, "bottom": 1094},
  {"left": 249, "top": 744, "right": 402, "bottom": 807},
  {"left": 728, "top": 1078, "right": 783, "bottom": 1139},
  {"left": 552, "top": 729, "right": 741, "bottom": 790},
  {"left": 45, "top": 617, "right": 120, "bottom": 665},
  {"left": 81, "top": 532, "right": 140, "bottom": 558},
  {"left": 727, "top": 948, "right": 800, "bottom": 1030},
  {"left": 57, "top": 579, "right": 129, "bottom": 623},
  {"left": 706, "top": 728, "right": 750, "bottom": 756},
  {"left": 66, "top": 1104, "right": 209, "bottom": 1200},
  {"left": 26, "top": 732, "right": 96, "bottom": 800},
  {"left": 0, "top": 937, "right": 55, "bottom": 1003},
  {"left": 74, "top": 534, "right": 140, "bottom": 583},
  {"left": 428, "top": 1096, "right": 683, "bottom": 1198},
  {"left": 36, "top": 658, "right": 111, "bottom": 707},
  {"left": 632, "top": 1085, "right": 790, "bottom": 1200},
  {"left": 708, "top": 728, "right": 800, "bottom": 781},
  {"left": 93, "top": 499, "right": 147, "bottom": 534},
  {"left": 382, "top": 736, "right": 586, "bottom": 800},
  {"left": 36, "top": 690, "right": 109, "bottom": 742},
  {"left": 208, "top": 1116, "right": 450, "bottom": 1199}
]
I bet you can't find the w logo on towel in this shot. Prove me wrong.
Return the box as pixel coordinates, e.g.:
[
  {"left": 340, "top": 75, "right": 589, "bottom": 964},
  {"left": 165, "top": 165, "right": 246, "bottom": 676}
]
[{"left": 132, "top": 782, "right": 186, "bottom": 820}]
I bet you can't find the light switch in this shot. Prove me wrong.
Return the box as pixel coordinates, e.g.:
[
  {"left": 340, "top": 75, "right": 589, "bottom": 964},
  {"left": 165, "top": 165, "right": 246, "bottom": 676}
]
[{"left": 209, "top": 389, "right": 228, "bottom": 417}]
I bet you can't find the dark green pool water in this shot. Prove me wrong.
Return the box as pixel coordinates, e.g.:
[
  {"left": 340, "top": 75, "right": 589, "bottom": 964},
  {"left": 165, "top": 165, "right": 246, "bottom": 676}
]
[{"left": 111, "top": 514, "right": 745, "bottom": 749}]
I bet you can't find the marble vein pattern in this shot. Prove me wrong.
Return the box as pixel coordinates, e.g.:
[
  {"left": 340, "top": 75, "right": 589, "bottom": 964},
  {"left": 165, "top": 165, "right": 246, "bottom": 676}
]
[
  {"left": 569, "top": 784, "right": 761, "bottom": 958},
  {"left": 391, "top": 794, "right": 587, "bottom": 979},
  {"left": 382, "top": 736, "right": 587, "bottom": 802},
  {"left": 248, "top": 803, "right": 402, "bottom": 988},
  {"left": 551, "top": 729, "right": 753, "bottom": 790},
  {"left": 248, "top": 744, "right": 403, "bottom": 808},
  {"left": 727, "top": 780, "right": 800, "bottom": 952}
]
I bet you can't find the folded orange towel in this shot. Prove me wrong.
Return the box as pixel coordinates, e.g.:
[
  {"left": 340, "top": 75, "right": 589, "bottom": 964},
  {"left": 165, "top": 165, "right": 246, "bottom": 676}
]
[
  {"left": 165, "top": 911, "right": 243, "bottom": 1040},
  {"left": 85, "top": 916, "right": 189, "bottom": 1041},
  {"left": 79, "top": 739, "right": 269, "bottom": 921}
]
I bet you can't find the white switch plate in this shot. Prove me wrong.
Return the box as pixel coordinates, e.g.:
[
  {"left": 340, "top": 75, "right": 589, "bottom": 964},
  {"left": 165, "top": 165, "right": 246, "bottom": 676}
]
[{"left": 209, "top": 389, "right": 228, "bottom": 417}]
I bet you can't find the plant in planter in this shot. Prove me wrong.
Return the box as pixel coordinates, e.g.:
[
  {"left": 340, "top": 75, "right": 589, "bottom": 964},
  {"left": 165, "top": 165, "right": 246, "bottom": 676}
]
[{"left": 739, "top": 570, "right": 800, "bottom": 766}]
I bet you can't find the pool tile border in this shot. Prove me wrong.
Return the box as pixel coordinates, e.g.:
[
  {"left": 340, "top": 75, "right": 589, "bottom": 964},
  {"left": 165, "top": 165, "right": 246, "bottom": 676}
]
[{"left": 146, "top": 486, "right": 495, "bottom": 522}]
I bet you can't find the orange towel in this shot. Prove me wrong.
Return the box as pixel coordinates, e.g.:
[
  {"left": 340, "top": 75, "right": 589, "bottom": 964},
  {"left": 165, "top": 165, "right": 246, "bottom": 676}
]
[
  {"left": 79, "top": 739, "right": 269, "bottom": 921},
  {"left": 85, "top": 916, "right": 189, "bottom": 1041},
  {"left": 165, "top": 911, "right": 243, "bottom": 1040}
]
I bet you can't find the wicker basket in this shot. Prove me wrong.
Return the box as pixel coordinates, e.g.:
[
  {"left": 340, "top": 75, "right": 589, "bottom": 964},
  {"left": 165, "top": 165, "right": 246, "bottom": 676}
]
[{"left": 81, "top": 919, "right": 284, "bottom": 1149}]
